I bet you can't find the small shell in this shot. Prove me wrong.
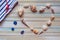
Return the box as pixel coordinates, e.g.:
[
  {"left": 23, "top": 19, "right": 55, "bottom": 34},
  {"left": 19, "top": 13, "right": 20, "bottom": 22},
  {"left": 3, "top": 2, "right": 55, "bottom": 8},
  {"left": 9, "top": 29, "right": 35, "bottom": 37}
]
[
  {"left": 50, "top": 15, "right": 55, "bottom": 21},
  {"left": 31, "top": 29, "right": 38, "bottom": 34},
  {"left": 47, "top": 20, "right": 52, "bottom": 26},
  {"left": 24, "top": 4, "right": 30, "bottom": 8},
  {"left": 39, "top": 9, "right": 45, "bottom": 13},
  {"left": 46, "top": 3, "right": 51, "bottom": 9},
  {"left": 30, "top": 5, "right": 37, "bottom": 13},
  {"left": 39, "top": 7, "right": 46, "bottom": 13},
  {"left": 39, "top": 31, "right": 44, "bottom": 35},
  {"left": 42, "top": 25, "right": 48, "bottom": 31},
  {"left": 18, "top": 8, "right": 24, "bottom": 18}
]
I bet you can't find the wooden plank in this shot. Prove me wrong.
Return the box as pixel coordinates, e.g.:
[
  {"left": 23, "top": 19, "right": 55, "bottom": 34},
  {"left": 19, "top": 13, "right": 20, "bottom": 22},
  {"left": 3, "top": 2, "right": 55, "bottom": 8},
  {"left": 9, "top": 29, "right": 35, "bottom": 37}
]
[{"left": 0, "top": 0, "right": 60, "bottom": 40}]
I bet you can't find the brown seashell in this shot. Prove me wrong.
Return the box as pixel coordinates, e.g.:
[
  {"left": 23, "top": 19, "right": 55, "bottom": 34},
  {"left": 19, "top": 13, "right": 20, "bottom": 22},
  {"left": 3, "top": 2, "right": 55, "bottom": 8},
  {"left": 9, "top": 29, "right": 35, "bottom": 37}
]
[
  {"left": 31, "top": 29, "right": 38, "bottom": 34},
  {"left": 18, "top": 9, "right": 24, "bottom": 18},
  {"left": 39, "top": 9, "right": 45, "bottom": 13},
  {"left": 39, "top": 31, "right": 44, "bottom": 35},
  {"left": 47, "top": 23, "right": 52, "bottom": 26},
  {"left": 50, "top": 16, "right": 55, "bottom": 21},
  {"left": 24, "top": 4, "right": 30, "bottom": 9},
  {"left": 30, "top": 5, "right": 37, "bottom": 13}
]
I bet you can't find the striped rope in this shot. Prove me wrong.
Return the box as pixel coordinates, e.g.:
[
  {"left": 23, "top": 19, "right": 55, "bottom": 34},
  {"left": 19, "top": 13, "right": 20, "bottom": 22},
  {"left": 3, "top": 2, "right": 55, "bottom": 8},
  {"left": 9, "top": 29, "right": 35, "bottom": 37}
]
[{"left": 0, "top": 0, "right": 18, "bottom": 22}]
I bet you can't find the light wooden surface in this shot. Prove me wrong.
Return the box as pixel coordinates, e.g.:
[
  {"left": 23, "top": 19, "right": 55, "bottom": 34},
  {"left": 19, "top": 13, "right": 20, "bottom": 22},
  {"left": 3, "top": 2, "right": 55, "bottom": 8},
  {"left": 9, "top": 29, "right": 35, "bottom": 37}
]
[{"left": 0, "top": 0, "right": 60, "bottom": 40}]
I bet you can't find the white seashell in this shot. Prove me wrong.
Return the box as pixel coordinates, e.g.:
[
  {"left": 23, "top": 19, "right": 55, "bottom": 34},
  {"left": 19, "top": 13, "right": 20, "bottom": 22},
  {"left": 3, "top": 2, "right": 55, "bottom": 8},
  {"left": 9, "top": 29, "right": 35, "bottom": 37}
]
[
  {"left": 46, "top": 3, "right": 51, "bottom": 9},
  {"left": 42, "top": 25, "right": 48, "bottom": 31},
  {"left": 47, "top": 20, "right": 52, "bottom": 26}
]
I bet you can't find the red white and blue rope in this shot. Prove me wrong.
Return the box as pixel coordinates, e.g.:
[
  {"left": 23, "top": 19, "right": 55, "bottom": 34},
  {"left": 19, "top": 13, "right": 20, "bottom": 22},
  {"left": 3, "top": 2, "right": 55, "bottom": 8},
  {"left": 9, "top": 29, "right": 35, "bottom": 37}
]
[{"left": 0, "top": 0, "right": 17, "bottom": 22}]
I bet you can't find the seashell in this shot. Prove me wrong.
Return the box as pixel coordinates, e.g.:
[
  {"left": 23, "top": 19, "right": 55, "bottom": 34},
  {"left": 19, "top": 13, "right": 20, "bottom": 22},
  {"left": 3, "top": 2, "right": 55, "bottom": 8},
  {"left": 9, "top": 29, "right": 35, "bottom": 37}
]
[
  {"left": 50, "top": 15, "right": 55, "bottom": 21},
  {"left": 39, "top": 9, "right": 45, "bottom": 13},
  {"left": 39, "top": 31, "right": 44, "bottom": 35},
  {"left": 46, "top": 3, "right": 51, "bottom": 9},
  {"left": 31, "top": 29, "right": 39, "bottom": 34},
  {"left": 30, "top": 5, "right": 37, "bottom": 13},
  {"left": 47, "top": 20, "right": 52, "bottom": 26},
  {"left": 42, "top": 25, "right": 48, "bottom": 31},
  {"left": 18, "top": 8, "right": 24, "bottom": 18},
  {"left": 24, "top": 4, "right": 30, "bottom": 8}
]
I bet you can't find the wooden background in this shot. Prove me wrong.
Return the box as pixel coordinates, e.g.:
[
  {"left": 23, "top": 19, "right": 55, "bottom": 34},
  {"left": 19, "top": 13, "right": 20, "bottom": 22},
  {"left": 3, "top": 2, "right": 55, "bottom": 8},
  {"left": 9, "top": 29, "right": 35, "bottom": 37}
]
[{"left": 0, "top": 0, "right": 60, "bottom": 40}]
